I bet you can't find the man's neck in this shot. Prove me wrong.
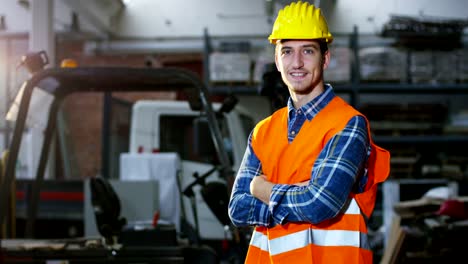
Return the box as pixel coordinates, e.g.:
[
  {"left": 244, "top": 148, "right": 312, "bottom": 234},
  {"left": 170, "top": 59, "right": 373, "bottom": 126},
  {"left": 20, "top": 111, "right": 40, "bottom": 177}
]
[{"left": 291, "top": 83, "right": 325, "bottom": 109}]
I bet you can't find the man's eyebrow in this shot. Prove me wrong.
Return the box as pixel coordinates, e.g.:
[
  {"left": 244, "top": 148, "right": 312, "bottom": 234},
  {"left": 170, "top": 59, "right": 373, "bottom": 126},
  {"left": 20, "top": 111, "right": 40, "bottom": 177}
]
[
  {"left": 280, "top": 43, "right": 319, "bottom": 50},
  {"left": 279, "top": 46, "right": 292, "bottom": 53},
  {"left": 302, "top": 44, "right": 320, "bottom": 50}
]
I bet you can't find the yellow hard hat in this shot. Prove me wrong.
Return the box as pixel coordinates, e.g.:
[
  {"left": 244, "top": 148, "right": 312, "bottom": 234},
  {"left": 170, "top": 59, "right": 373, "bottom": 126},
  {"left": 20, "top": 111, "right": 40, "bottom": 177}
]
[{"left": 268, "top": 1, "right": 333, "bottom": 44}]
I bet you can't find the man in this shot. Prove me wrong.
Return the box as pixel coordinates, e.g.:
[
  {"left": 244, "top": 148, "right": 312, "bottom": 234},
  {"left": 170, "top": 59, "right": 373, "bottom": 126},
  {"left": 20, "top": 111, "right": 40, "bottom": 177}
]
[{"left": 228, "top": 1, "right": 390, "bottom": 263}]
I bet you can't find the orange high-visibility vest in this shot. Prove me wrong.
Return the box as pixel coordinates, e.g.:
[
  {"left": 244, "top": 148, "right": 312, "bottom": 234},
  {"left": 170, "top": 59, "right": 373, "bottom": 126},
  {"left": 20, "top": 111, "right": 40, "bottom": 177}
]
[{"left": 247, "top": 96, "right": 390, "bottom": 264}]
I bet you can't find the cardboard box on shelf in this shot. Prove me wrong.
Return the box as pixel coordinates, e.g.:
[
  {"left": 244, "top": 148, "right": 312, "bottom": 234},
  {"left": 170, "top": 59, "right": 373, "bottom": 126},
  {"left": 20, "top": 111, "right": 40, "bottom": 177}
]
[
  {"left": 325, "top": 47, "right": 351, "bottom": 83},
  {"left": 359, "top": 46, "right": 406, "bottom": 82},
  {"left": 252, "top": 49, "right": 274, "bottom": 84},
  {"left": 410, "top": 51, "right": 434, "bottom": 84},
  {"left": 209, "top": 52, "right": 252, "bottom": 83},
  {"left": 434, "top": 51, "right": 457, "bottom": 84},
  {"left": 457, "top": 49, "right": 468, "bottom": 82}
]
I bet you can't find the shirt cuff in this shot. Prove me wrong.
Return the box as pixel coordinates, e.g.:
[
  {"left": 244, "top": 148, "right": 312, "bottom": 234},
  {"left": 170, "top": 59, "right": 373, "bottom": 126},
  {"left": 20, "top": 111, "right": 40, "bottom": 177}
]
[
  {"left": 253, "top": 197, "right": 271, "bottom": 226},
  {"left": 269, "top": 184, "right": 290, "bottom": 225}
]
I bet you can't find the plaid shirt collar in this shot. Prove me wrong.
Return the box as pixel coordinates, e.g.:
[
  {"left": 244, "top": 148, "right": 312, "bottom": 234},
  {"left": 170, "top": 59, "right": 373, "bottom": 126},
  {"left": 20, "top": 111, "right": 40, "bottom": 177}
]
[{"left": 287, "top": 84, "right": 335, "bottom": 121}]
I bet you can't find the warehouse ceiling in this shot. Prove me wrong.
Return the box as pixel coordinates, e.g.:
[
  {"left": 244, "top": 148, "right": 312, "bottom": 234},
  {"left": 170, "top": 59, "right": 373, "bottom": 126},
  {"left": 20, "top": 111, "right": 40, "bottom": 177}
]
[
  {"left": 58, "top": 0, "right": 336, "bottom": 39},
  {"left": 52, "top": 0, "right": 339, "bottom": 54}
]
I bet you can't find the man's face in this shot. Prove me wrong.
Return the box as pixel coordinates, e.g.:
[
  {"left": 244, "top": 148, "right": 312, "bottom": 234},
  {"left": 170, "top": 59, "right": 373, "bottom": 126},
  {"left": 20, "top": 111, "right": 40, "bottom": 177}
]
[{"left": 275, "top": 40, "right": 329, "bottom": 95}]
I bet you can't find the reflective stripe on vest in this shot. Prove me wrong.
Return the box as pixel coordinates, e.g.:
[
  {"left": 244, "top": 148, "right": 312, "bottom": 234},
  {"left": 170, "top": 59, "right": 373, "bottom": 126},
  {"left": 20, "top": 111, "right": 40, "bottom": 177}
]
[
  {"left": 250, "top": 229, "right": 269, "bottom": 251},
  {"left": 249, "top": 199, "right": 370, "bottom": 255},
  {"left": 344, "top": 198, "right": 360, "bottom": 215}
]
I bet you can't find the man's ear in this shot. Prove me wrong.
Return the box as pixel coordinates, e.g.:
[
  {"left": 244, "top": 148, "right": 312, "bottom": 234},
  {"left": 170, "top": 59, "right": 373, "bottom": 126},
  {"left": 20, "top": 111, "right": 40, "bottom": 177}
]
[
  {"left": 274, "top": 49, "right": 280, "bottom": 72},
  {"left": 322, "top": 50, "right": 331, "bottom": 70}
]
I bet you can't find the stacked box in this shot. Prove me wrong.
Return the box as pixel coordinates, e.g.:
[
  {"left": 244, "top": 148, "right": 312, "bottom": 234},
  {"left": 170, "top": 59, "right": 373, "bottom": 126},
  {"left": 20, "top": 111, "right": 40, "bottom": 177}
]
[
  {"left": 209, "top": 52, "right": 251, "bottom": 82},
  {"left": 449, "top": 110, "right": 468, "bottom": 127},
  {"left": 434, "top": 51, "right": 457, "bottom": 83},
  {"left": 458, "top": 49, "right": 468, "bottom": 81},
  {"left": 252, "top": 48, "right": 275, "bottom": 84},
  {"left": 325, "top": 47, "right": 351, "bottom": 83},
  {"left": 410, "top": 51, "right": 434, "bottom": 83},
  {"left": 359, "top": 47, "right": 405, "bottom": 82}
]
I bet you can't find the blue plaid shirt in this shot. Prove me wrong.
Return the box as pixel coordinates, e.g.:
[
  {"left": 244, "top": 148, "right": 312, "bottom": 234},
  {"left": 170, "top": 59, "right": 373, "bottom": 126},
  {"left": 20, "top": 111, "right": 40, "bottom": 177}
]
[{"left": 228, "top": 85, "right": 371, "bottom": 227}]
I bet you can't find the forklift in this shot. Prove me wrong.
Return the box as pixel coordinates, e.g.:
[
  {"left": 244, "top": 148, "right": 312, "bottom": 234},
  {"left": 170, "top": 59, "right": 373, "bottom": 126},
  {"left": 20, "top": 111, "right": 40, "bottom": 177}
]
[{"left": 0, "top": 51, "right": 247, "bottom": 263}]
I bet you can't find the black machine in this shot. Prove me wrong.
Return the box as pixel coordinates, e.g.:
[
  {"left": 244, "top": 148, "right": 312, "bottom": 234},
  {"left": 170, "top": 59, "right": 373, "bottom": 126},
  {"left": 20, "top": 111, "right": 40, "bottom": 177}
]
[{"left": 89, "top": 176, "right": 127, "bottom": 246}]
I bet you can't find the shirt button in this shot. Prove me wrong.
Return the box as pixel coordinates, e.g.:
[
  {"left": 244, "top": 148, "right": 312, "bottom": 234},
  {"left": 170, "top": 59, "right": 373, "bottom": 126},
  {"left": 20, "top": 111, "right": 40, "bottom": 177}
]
[{"left": 291, "top": 131, "right": 296, "bottom": 135}]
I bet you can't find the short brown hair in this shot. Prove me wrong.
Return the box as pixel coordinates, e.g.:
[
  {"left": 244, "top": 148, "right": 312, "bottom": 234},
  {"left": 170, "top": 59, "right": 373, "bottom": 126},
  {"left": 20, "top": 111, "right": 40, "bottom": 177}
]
[{"left": 275, "top": 39, "right": 329, "bottom": 55}]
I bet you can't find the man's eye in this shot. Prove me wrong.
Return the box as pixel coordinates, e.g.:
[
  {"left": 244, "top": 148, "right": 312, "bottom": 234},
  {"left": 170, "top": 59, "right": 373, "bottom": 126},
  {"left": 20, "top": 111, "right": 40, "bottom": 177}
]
[
  {"left": 304, "top": 49, "right": 314, "bottom": 54},
  {"left": 282, "top": 50, "right": 291, "bottom": 55}
]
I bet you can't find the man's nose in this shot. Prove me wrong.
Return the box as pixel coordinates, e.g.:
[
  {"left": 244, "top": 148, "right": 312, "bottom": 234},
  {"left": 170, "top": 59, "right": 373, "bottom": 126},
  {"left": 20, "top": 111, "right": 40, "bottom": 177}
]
[{"left": 292, "top": 52, "right": 304, "bottom": 69}]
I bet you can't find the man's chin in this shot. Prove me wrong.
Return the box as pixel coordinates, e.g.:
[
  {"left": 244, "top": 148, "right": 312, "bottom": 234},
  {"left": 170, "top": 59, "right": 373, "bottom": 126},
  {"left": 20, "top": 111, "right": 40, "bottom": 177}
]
[
  {"left": 290, "top": 85, "right": 314, "bottom": 95},
  {"left": 289, "top": 79, "right": 322, "bottom": 95}
]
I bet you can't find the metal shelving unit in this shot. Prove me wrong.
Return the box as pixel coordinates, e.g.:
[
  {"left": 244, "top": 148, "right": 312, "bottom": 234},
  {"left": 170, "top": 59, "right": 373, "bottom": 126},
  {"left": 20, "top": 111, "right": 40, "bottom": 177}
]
[
  {"left": 202, "top": 27, "right": 468, "bottom": 149},
  {"left": 342, "top": 27, "right": 468, "bottom": 147}
]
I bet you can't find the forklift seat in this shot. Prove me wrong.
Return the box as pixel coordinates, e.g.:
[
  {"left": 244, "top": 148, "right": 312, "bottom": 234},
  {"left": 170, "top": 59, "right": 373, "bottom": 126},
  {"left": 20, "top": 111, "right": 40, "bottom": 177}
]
[{"left": 89, "top": 176, "right": 127, "bottom": 245}]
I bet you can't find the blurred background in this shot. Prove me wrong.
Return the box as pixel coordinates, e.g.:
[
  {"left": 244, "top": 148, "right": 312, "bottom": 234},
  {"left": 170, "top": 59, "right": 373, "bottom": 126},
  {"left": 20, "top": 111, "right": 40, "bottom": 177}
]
[{"left": 0, "top": 1, "right": 468, "bottom": 263}]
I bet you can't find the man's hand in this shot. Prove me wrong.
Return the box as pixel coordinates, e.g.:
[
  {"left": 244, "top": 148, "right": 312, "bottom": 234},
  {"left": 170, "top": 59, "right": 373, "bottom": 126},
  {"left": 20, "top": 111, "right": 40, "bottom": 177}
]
[
  {"left": 250, "top": 175, "right": 274, "bottom": 205},
  {"left": 250, "top": 176, "right": 310, "bottom": 204},
  {"left": 294, "top": 180, "right": 310, "bottom": 187}
]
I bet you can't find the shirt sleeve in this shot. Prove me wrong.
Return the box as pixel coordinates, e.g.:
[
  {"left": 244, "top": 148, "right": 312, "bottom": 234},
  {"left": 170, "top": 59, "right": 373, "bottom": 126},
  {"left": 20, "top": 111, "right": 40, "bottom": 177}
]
[
  {"left": 228, "top": 131, "right": 272, "bottom": 227},
  {"left": 269, "top": 115, "right": 371, "bottom": 225}
]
